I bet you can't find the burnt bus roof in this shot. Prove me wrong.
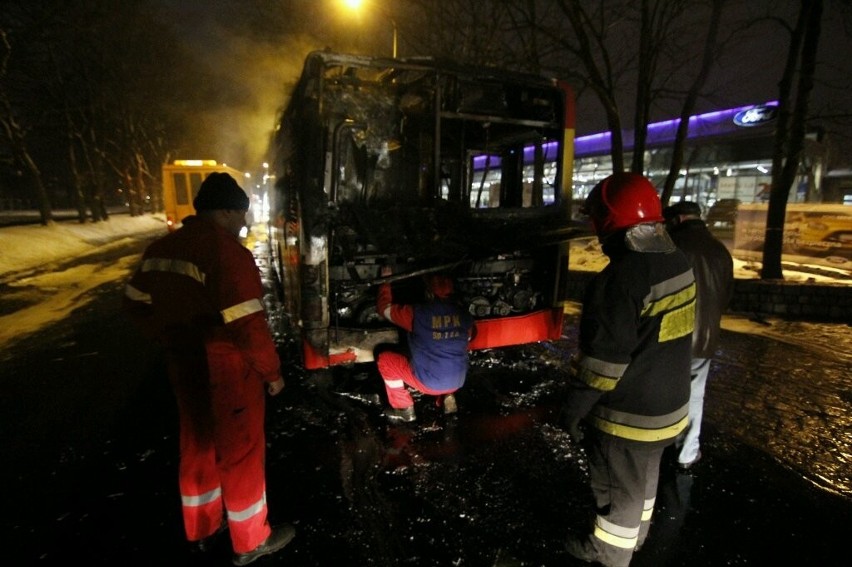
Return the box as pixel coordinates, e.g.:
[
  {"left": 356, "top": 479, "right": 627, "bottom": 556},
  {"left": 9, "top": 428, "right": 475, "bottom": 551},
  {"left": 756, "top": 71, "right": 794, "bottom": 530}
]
[
  {"left": 301, "top": 49, "right": 561, "bottom": 89},
  {"left": 279, "top": 50, "right": 569, "bottom": 140}
]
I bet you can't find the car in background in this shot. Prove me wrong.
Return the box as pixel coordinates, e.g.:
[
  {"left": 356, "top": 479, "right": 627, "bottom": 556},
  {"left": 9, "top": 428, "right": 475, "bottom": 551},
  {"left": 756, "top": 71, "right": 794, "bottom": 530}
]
[{"left": 706, "top": 198, "right": 741, "bottom": 229}]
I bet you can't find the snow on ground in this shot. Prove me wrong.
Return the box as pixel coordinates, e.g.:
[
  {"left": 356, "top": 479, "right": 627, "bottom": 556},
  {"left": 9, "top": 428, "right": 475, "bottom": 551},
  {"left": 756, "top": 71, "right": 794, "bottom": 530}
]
[
  {"left": 568, "top": 235, "right": 852, "bottom": 284},
  {"left": 568, "top": 236, "right": 852, "bottom": 342},
  {"left": 0, "top": 214, "right": 847, "bottom": 351},
  {"left": 0, "top": 214, "right": 168, "bottom": 349},
  {"left": 0, "top": 213, "right": 168, "bottom": 279},
  {"left": 1, "top": 213, "right": 847, "bottom": 284}
]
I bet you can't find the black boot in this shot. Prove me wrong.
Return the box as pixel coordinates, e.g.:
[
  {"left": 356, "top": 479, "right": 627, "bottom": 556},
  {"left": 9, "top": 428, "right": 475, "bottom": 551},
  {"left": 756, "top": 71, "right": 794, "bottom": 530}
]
[{"left": 232, "top": 523, "right": 296, "bottom": 566}]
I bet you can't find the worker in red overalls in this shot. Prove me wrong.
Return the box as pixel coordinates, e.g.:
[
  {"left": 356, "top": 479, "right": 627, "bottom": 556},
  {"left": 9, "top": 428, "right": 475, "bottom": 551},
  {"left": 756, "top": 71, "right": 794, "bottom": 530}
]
[{"left": 124, "top": 172, "right": 294, "bottom": 566}]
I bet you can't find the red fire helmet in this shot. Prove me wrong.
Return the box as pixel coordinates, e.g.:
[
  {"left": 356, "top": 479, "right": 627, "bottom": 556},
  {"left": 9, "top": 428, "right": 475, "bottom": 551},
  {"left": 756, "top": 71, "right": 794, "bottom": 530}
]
[{"left": 583, "top": 173, "right": 664, "bottom": 238}]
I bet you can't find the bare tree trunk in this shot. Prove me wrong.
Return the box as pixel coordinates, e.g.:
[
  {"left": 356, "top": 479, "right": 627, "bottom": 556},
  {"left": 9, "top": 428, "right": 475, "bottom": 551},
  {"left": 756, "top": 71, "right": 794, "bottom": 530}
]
[
  {"left": 631, "top": 0, "right": 653, "bottom": 174},
  {"left": 68, "top": 137, "right": 89, "bottom": 223},
  {"left": 761, "top": 0, "right": 822, "bottom": 279},
  {"left": 661, "top": 0, "right": 725, "bottom": 206},
  {"left": 124, "top": 170, "right": 141, "bottom": 216},
  {"left": 21, "top": 149, "right": 53, "bottom": 225},
  {"left": 0, "top": 29, "right": 53, "bottom": 225},
  {"left": 559, "top": 0, "right": 626, "bottom": 172},
  {"left": 135, "top": 151, "right": 155, "bottom": 214},
  {"left": 1, "top": 115, "right": 53, "bottom": 225},
  {"left": 83, "top": 128, "right": 110, "bottom": 221}
]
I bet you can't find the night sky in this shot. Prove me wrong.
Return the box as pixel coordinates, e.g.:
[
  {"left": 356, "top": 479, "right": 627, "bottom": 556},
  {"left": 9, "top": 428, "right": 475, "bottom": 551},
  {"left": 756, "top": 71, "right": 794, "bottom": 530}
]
[{"left": 150, "top": 1, "right": 852, "bottom": 172}]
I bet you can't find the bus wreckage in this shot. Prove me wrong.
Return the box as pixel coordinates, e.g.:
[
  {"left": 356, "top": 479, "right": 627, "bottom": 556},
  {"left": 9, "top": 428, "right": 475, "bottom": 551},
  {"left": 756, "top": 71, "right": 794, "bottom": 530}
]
[{"left": 268, "top": 50, "right": 581, "bottom": 370}]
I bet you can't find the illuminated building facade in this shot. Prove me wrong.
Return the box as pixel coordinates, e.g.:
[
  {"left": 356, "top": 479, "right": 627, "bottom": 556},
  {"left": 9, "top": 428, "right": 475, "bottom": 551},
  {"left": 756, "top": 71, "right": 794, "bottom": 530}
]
[{"left": 572, "top": 101, "right": 851, "bottom": 209}]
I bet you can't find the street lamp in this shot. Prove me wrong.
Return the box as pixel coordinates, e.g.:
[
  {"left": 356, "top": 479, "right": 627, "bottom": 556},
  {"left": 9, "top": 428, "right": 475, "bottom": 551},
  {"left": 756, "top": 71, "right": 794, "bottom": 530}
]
[
  {"left": 390, "top": 18, "right": 397, "bottom": 58},
  {"left": 262, "top": 162, "right": 270, "bottom": 197},
  {"left": 341, "top": 0, "right": 397, "bottom": 58}
]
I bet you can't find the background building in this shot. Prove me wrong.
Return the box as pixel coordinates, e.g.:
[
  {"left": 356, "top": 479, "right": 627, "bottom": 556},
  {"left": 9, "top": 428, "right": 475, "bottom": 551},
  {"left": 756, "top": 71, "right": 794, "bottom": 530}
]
[{"left": 572, "top": 101, "right": 851, "bottom": 209}]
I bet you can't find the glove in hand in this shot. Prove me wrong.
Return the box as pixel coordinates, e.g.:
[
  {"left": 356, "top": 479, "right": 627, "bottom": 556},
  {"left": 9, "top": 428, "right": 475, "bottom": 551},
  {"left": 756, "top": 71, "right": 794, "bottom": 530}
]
[
  {"left": 567, "top": 417, "right": 584, "bottom": 443},
  {"left": 558, "top": 406, "right": 584, "bottom": 443}
]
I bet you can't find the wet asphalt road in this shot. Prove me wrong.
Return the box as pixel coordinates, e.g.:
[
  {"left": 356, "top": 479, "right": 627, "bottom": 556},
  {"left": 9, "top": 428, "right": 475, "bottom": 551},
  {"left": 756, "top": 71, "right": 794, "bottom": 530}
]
[{"left": 1, "top": 238, "right": 850, "bottom": 566}]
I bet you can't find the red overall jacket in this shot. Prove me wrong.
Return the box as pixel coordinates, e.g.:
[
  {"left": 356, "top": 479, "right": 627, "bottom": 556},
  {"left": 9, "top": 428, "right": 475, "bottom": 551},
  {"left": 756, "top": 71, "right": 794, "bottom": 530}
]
[{"left": 124, "top": 215, "right": 279, "bottom": 553}]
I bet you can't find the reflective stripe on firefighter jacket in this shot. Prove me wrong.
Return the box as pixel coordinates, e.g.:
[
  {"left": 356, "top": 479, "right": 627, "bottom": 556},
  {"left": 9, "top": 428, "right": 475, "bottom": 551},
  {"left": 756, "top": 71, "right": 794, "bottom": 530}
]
[
  {"left": 564, "top": 245, "right": 696, "bottom": 444},
  {"left": 122, "top": 215, "right": 279, "bottom": 553}
]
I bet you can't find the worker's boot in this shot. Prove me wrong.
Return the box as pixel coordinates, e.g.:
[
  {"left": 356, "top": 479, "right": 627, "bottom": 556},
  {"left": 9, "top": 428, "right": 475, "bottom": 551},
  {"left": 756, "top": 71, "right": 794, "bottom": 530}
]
[
  {"left": 232, "top": 523, "right": 296, "bottom": 566},
  {"left": 442, "top": 394, "right": 457, "bottom": 415},
  {"left": 565, "top": 534, "right": 598, "bottom": 563},
  {"left": 385, "top": 405, "right": 416, "bottom": 423}
]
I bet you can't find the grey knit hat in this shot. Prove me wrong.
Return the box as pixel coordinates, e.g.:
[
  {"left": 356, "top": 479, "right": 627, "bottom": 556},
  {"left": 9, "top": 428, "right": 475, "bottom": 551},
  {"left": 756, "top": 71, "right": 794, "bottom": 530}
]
[{"left": 193, "top": 172, "right": 250, "bottom": 211}]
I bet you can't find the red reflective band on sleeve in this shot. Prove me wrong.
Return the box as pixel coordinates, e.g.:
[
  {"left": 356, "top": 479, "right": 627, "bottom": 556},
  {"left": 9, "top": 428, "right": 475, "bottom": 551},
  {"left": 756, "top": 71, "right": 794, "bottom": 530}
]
[
  {"left": 141, "top": 257, "right": 206, "bottom": 285},
  {"left": 467, "top": 308, "right": 564, "bottom": 350}
]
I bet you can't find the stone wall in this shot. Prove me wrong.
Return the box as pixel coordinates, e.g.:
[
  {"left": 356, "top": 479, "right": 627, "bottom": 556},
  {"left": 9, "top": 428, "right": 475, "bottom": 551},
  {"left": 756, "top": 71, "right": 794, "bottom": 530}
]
[
  {"left": 728, "top": 279, "right": 852, "bottom": 321},
  {"left": 565, "top": 271, "right": 852, "bottom": 323}
]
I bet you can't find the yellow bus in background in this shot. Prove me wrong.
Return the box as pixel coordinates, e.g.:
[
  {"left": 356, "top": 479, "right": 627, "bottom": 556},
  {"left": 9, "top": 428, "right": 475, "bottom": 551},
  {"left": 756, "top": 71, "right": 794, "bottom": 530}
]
[{"left": 161, "top": 160, "right": 247, "bottom": 231}]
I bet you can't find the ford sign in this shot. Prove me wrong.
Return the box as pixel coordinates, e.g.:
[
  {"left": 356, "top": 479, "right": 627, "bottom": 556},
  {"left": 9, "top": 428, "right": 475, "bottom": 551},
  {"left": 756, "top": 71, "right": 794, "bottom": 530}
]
[{"left": 733, "top": 105, "right": 778, "bottom": 127}]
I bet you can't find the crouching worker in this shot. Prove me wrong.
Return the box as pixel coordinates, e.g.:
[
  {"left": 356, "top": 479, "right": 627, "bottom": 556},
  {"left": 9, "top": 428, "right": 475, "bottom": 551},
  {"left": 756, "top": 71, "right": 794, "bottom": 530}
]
[
  {"left": 123, "top": 172, "right": 295, "bottom": 566},
  {"left": 374, "top": 265, "right": 474, "bottom": 423}
]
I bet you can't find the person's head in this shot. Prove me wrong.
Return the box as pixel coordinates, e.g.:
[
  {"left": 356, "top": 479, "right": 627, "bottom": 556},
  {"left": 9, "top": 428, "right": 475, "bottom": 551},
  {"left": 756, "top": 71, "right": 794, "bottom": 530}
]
[
  {"left": 424, "top": 273, "right": 453, "bottom": 300},
  {"left": 582, "top": 173, "right": 663, "bottom": 242},
  {"left": 193, "top": 172, "right": 250, "bottom": 236},
  {"left": 663, "top": 200, "right": 702, "bottom": 231}
]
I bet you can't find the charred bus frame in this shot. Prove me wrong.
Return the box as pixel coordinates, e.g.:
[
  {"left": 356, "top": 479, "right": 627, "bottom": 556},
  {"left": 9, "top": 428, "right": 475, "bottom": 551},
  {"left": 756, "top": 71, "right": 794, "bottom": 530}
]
[{"left": 268, "top": 51, "right": 578, "bottom": 370}]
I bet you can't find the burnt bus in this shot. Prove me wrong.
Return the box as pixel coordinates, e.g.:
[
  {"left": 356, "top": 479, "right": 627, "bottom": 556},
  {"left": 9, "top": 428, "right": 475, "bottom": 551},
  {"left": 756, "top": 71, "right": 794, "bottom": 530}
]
[{"left": 268, "top": 50, "right": 579, "bottom": 370}]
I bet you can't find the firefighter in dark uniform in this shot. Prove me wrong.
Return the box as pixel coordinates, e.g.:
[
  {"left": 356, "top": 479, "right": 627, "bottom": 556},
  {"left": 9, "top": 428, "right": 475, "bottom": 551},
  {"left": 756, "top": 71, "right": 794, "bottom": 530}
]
[
  {"left": 124, "top": 173, "right": 295, "bottom": 566},
  {"left": 562, "top": 173, "right": 696, "bottom": 567}
]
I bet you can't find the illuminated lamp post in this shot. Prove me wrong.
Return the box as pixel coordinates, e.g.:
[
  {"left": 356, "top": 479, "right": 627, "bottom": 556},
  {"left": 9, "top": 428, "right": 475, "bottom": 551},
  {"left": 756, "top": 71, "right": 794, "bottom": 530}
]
[
  {"left": 341, "top": 0, "right": 397, "bottom": 58},
  {"left": 262, "top": 162, "right": 270, "bottom": 195},
  {"left": 261, "top": 163, "right": 272, "bottom": 223}
]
